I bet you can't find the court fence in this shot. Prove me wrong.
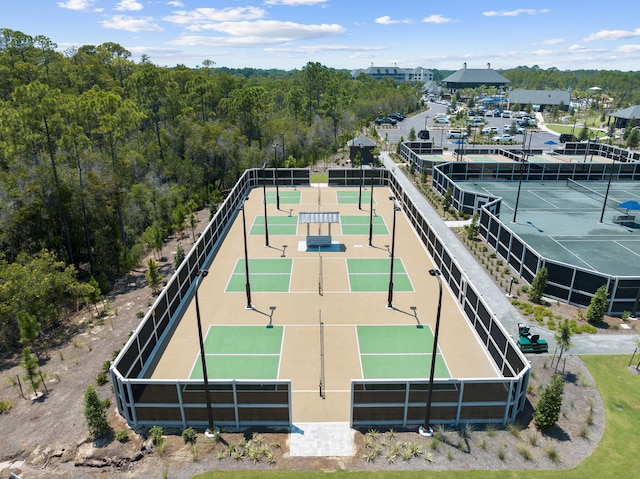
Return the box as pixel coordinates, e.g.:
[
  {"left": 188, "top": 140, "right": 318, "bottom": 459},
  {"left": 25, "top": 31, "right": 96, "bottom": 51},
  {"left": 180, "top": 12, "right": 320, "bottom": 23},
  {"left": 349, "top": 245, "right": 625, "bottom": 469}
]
[
  {"left": 111, "top": 167, "right": 530, "bottom": 431},
  {"left": 431, "top": 161, "right": 640, "bottom": 315}
]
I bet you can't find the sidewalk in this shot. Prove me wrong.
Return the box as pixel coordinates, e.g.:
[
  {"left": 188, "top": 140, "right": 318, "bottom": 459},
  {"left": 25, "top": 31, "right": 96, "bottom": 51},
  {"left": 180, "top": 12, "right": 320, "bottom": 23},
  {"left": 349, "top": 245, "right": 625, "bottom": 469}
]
[{"left": 381, "top": 152, "right": 638, "bottom": 355}]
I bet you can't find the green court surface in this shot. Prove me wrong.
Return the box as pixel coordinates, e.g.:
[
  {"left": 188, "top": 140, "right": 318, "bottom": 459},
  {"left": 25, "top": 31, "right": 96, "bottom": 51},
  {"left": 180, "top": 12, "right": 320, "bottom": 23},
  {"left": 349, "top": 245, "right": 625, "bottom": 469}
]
[
  {"left": 190, "top": 325, "right": 283, "bottom": 380},
  {"left": 357, "top": 325, "right": 450, "bottom": 379},
  {"left": 347, "top": 258, "right": 413, "bottom": 292},
  {"left": 341, "top": 215, "right": 389, "bottom": 235},
  {"left": 226, "top": 258, "right": 292, "bottom": 292},
  {"left": 250, "top": 215, "right": 297, "bottom": 235},
  {"left": 337, "top": 190, "right": 372, "bottom": 204},
  {"left": 265, "top": 190, "right": 301, "bottom": 204}
]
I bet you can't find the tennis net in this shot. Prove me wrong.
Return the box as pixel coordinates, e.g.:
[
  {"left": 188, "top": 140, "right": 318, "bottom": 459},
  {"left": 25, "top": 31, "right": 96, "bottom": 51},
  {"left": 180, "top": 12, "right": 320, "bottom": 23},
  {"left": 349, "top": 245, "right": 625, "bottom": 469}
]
[{"left": 566, "top": 179, "right": 624, "bottom": 212}]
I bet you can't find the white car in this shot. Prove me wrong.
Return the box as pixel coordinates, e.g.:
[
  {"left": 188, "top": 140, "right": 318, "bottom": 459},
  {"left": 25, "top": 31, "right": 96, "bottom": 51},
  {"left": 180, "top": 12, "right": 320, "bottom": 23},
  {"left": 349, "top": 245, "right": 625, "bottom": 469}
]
[
  {"left": 492, "top": 134, "right": 514, "bottom": 143},
  {"left": 434, "top": 116, "right": 450, "bottom": 124},
  {"left": 447, "top": 130, "right": 468, "bottom": 139},
  {"left": 481, "top": 127, "right": 499, "bottom": 135}
]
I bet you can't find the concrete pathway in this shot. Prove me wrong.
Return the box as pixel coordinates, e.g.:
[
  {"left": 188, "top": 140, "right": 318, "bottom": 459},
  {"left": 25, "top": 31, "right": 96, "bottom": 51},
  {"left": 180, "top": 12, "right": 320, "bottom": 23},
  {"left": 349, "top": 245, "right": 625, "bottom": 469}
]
[{"left": 289, "top": 422, "right": 354, "bottom": 457}]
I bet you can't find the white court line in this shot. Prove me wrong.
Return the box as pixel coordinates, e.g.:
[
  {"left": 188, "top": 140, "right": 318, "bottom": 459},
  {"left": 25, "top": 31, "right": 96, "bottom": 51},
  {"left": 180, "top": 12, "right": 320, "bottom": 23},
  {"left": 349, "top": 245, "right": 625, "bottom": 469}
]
[
  {"left": 614, "top": 241, "right": 640, "bottom": 259},
  {"left": 548, "top": 236, "right": 597, "bottom": 271},
  {"left": 529, "top": 190, "right": 560, "bottom": 209}
]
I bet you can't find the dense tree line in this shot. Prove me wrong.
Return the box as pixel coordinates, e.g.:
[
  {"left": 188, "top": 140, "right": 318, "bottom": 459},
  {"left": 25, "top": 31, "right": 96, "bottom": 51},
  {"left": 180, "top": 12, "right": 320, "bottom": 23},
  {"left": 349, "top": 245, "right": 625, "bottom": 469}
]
[{"left": 0, "top": 29, "right": 421, "bottom": 352}]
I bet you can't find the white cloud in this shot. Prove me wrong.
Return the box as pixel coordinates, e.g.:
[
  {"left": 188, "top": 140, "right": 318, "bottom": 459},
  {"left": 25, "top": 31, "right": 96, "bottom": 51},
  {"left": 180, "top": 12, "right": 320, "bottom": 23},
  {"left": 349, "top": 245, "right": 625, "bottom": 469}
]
[
  {"left": 264, "top": 0, "right": 328, "bottom": 5},
  {"left": 617, "top": 44, "right": 640, "bottom": 53},
  {"left": 57, "top": 0, "right": 95, "bottom": 10},
  {"left": 483, "top": 9, "right": 549, "bottom": 17},
  {"left": 266, "top": 44, "right": 385, "bottom": 54},
  {"left": 115, "top": 0, "right": 143, "bottom": 11},
  {"left": 583, "top": 28, "right": 640, "bottom": 42},
  {"left": 542, "top": 38, "right": 564, "bottom": 46},
  {"left": 167, "top": 1, "right": 184, "bottom": 6},
  {"left": 100, "top": 15, "right": 164, "bottom": 32},
  {"left": 171, "top": 20, "right": 344, "bottom": 46},
  {"left": 375, "top": 16, "right": 412, "bottom": 25},
  {"left": 164, "top": 7, "right": 265, "bottom": 28},
  {"left": 422, "top": 14, "right": 452, "bottom": 24},
  {"left": 568, "top": 44, "right": 586, "bottom": 52}
]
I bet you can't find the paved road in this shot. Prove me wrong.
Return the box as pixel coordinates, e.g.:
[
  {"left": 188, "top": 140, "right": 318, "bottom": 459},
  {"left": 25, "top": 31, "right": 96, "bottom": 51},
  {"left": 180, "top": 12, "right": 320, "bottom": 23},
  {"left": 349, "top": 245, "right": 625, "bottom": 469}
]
[{"left": 380, "top": 151, "right": 638, "bottom": 356}]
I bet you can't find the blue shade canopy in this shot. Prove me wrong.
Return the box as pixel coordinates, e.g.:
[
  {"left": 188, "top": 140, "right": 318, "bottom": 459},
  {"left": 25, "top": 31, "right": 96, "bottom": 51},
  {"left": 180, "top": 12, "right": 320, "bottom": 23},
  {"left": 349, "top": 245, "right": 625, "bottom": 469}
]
[
  {"left": 544, "top": 140, "right": 558, "bottom": 145},
  {"left": 619, "top": 200, "right": 640, "bottom": 210}
]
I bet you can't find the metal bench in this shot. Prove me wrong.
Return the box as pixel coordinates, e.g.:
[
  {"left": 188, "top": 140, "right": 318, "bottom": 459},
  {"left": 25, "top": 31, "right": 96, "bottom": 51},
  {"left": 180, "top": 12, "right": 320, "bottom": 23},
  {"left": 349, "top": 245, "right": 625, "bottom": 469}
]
[
  {"left": 613, "top": 215, "right": 635, "bottom": 225},
  {"left": 306, "top": 235, "right": 332, "bottom": 247}
]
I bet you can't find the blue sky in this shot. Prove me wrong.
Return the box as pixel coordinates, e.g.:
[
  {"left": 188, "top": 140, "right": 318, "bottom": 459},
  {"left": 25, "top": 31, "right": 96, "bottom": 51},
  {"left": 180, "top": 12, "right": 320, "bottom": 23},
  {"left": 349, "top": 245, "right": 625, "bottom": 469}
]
[{"left": 4, "top": 0, "right": 640, "bottom": 71}]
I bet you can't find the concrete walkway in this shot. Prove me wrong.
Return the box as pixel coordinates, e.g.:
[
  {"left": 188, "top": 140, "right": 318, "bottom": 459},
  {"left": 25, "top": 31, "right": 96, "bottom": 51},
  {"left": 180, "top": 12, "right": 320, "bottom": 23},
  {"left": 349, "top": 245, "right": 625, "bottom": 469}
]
[
  {"left": 289, "top": 422, "right": 354, "bottom": 457},
  {"left": 381, "top": 153, "right": 638, "bottom": 355}
]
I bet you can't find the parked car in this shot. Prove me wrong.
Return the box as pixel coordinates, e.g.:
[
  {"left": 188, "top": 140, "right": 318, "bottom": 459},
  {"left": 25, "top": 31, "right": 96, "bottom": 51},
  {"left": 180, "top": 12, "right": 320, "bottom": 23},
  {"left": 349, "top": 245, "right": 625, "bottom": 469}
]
[
  {"left": 417, "top": 129, "right": 430, "bottom": 140},
  {"left": 375, "top": 116, "right": 397, "bottom": 126},
  {"left": 559, "top": 134, "right": 577, "bottom": 143},
  {"left": 481, "top": 127, "right": 499, "bottom": 135},
  {"left": 447, "top": 130, "right": 468, "bottom": 139},
  {"left": 434, "top": 116, "right": 450, "bottom": 124},
  {"left": 492, "top": 134, "right": 514, "bottom": 143},
  {"left": 388, "top": 112, "right": 405, "bottom": 121}
]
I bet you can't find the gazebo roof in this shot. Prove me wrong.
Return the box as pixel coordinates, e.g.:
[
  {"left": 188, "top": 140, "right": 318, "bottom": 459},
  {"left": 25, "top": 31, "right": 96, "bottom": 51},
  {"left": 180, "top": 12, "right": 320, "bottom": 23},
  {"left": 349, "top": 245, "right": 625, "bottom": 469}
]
[
  {"left": 609, "top": 105, "right": 640, "bottom": 120},
  {"left": 298, "top": 212, "right": 340, "bottom": 224},
  {"left": 349, "top": 135, "right": 376, "bottom": 148}
]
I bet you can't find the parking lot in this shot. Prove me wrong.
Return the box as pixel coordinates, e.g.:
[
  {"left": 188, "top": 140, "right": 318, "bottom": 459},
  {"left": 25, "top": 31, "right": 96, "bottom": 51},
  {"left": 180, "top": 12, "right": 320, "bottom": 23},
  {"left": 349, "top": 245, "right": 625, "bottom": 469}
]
[{"left": 378, "top": 102, "right": 564, "bottom": 152}]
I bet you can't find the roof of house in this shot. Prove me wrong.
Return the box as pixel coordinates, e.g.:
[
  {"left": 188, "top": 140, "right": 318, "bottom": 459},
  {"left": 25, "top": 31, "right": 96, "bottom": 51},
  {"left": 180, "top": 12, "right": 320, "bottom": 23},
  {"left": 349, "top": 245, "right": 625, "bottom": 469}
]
[
  {"left": 508, "top": 89, "right": 571, "bottom": 106},
  {"left": 349, "top": 135, "right": 376, "bottom": 148},
  {"left": 609, "top": 105, "right": 640, "bottom": 119},
  {"left": 442, "top": 64, "right": 510, "bottom": 87}
]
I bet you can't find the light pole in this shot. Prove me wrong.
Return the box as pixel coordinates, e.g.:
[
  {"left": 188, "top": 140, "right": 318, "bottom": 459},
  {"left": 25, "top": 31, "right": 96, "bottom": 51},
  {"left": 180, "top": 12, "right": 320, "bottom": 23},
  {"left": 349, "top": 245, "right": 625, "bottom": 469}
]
[
  {"left": 262, "top": 163, "right": 269, "bottom": 247},
  {"left": 239, "top": 199, "right": 253, "bottom": 309},
  {"left": 368, "top": 169, "right": 375, "bottom": 247},
  {"left": 599, "top": 155, "right": 617, "bottom": 223},
  {"left": 419, "top": 268, "right": 443, "bottom": 437},
  {"left": 507, "top": 276, "right": 515, "bottom": 297},
  {"left": 273, "top": 142, "right": 280, "bottom": 210},
  {"left": 194, "top": 269, "right": 218, "bottom": 438},
  {"left": 512, "top": 153, "right": 527, "bottom": 224},
  {"left": 358, "top": 143, "right": 364, "bottom": 210},
  {"left": 387, "top": 196, "right": 400, "bottom": 309}
]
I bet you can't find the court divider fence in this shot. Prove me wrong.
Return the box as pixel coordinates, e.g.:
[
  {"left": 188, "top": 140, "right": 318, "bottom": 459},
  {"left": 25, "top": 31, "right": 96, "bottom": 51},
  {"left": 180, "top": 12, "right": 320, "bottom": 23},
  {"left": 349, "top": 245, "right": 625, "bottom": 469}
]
[
  {"left": 111, "top": 166, "right": 531, "bottom": 431},
  {"left": 431, "top": 160, "right": 640, "bottom": 315}
]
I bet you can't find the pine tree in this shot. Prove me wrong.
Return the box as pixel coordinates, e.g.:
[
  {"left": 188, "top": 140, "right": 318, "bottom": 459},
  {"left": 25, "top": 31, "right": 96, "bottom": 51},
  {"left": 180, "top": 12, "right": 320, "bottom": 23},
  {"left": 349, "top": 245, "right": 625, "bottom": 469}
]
[
  {"left": 87, "top": 275, "right": 103, "bottom": 315},
  {"left": 21, "top": 347, "right": 42, "bottom": 394},
  {"left": 554, "top": 318, "right": 573, "bottom": 371},
  {"left": 83, "top": 385, "right": 111, "bottom": 438},
  {"left": 528, "top": 266, "right": 548, "bottom": 304},
  {"left": 533, "top": 374, "right": 564, "bottom": 430},
  {"left": 145, "top": 258, "right": 163, "bottom": 295},
  {"left": 173, "top": 243, "right": 186, "bottom": 270}
]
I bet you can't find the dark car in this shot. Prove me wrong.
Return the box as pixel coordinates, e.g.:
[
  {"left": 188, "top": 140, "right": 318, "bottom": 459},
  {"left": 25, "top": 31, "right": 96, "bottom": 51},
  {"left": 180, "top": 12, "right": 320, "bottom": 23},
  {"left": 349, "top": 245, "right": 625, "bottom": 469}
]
[
  {"left": 559, "top": 134, "right": 577, "bottom": 143},
  {"left": 388, "top": 112, "right": 406, "bottom": 121},
  {"left": 417, "top": 129, "right": 430, "bottom": 140},
  {"left": 375, "top": 116, "right": 397, "bottom": 126}
]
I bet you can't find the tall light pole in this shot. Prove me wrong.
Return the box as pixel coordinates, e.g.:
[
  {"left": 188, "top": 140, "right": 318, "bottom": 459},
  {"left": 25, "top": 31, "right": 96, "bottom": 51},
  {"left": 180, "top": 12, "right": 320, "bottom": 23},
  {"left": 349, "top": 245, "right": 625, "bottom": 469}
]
[
  {"left": 239, "top": 199, "right": 253, "bottom": 309},
  {"left": 368, "top": 169, "right": 375, "bottom": 247},
  {"left": 599, "top": 155, "right": 617, "bottom": 223},
  {"left": 419, "top": 268, "right": 443, "bottom": 437},
  {"left": 358, "top": 143, "right": 364, "bottom": 210},
  {"left": 512, "top": 153, "right": 527, "bottom": 224},
  {"left": 387, "top": 196, "right": 400, "bottom": 309},
  {"left": 261, "top": 163, "right": 269, "bottom": 247},
  {"left": 273, "top": 142, "right": 280, "bottom": 210},
  {"left": 194, "top": 269, "right": 218, "bottom": 438}
]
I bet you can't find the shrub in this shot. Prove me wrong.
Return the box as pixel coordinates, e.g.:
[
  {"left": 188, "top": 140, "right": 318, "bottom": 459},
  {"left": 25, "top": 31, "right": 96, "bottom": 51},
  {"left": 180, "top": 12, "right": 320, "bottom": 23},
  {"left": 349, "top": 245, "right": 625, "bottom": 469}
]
[
  {"left": 150, "top": 425, "right": 164, "bottom": 446},
  {"left": 182, "top": 427, "right": 197, "bottom": 445},
  {"left": 587, "top": 285, "right": 608, "bottom": 324},
  {"left": 533, "top": 374, "right": 565, "bottom": 430},
  {"left": 95, "top": 372, "right": 108, "bottom": 386},
  {"left": 116, "top": 429, "right": 129, "bottom": 442},
  {"left": 0, "top": 400, "right": 12, "bottom": 414}
]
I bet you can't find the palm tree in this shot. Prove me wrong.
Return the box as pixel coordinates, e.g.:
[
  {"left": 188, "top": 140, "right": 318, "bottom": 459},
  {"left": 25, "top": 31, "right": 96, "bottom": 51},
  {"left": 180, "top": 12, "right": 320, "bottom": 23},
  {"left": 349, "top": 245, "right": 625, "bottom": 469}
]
[{"left": 554, "top": 319, "right": 573, "bottom": 372}]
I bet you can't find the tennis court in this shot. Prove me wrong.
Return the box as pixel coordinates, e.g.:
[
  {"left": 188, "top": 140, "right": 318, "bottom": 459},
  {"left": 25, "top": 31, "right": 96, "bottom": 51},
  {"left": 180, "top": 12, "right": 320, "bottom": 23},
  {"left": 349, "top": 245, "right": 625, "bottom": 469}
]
[
  {"left": 226, "top": 258, "right": 292, "bottom": 293},
  {"left": 265, "top": 190, "right": 301, "bottom": 204},
  {"left": 459, "top": 179, "right": 640, "bottom": 276},
  {"left": 340, "top": 215, "right": 388, "bottom": 235},
  {"left": 189, "top": 325, "right": 283, "bottom": 380},
  {"left": 337, "top": 190, "right": 372, "bottom": 204},
  {"left": 250, "top": 215, "right": 298, "bottom": 235},
  {"left": 347, "top": 258, "right": 413, "bottom": 292},
  {"left": 357, "top": 325, "right": 450, "bottom": 379}
]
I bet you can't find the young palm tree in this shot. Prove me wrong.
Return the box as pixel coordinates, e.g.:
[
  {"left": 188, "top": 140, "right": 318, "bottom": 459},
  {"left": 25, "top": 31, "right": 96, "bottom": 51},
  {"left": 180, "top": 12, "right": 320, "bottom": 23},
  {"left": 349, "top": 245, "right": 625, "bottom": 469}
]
[{"left": 554, "top": 319, "right": 573, "bottom": 372}]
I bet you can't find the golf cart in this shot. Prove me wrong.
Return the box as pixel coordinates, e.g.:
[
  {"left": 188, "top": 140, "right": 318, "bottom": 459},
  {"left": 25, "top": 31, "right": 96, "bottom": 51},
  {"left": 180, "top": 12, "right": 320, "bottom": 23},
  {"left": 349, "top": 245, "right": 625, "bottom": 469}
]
[{"left": 517, "top": 323, "right": 548, "bottom": 353}]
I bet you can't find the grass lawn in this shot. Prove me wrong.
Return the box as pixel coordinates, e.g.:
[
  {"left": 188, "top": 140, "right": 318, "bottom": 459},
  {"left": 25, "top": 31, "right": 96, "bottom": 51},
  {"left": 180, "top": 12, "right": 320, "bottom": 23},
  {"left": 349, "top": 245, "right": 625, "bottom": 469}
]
[
  {"left": 192, "top": 355, "right": 640, "bottom": 479},
  {"left": 310, "top": 172, "right": 328, "bottom": 183}
]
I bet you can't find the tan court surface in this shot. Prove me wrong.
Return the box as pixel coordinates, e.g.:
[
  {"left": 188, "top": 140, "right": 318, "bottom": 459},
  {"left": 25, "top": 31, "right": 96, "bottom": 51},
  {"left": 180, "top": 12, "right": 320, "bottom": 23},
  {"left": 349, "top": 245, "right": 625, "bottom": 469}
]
[{"left": 150, "top": 185, "right": 500, "bottom": 423}]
